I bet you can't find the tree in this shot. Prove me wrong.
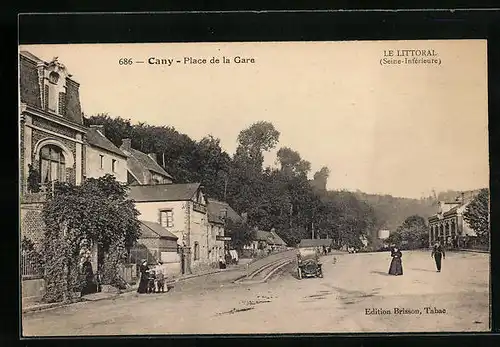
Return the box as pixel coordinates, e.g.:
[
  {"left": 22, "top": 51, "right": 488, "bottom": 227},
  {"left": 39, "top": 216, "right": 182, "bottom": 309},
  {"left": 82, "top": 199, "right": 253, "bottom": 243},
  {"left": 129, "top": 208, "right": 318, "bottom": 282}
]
[
  {"left": 235, "top": 121, "right": 280, "bottom": 169},
  {"left": 395, "top": 215, "right": 429, "bottom": 249},
  {"left": 42, "top": 175, "right": 141, "bottom": 303},
  {"left": 386, "top": 231, "right": 402, "bottom": 245},
  {"left": 193, "top": 136, "right": 231, "bottom": 201},
  {"left": 312, "top": 166, "right": 330, "bottom": 191},
  {"left": 226, "top": 219, "right": 255, "bottom": 252},
  {"left": 464, "top": 189, "right": 490, "bottom": 242},
  {"left": 276, "top": 147, "right": 311, "bottom": 177}
]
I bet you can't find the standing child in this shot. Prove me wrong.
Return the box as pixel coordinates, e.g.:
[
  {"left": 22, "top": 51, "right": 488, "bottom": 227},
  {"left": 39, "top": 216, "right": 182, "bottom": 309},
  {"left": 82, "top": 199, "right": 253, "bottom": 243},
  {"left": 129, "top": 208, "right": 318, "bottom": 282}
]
[
  {"left": 156, "top": 270, "right": 165, "bottom": 293},
  {"left": 147, "top": 270, "right": 156, "bottom": 293}
]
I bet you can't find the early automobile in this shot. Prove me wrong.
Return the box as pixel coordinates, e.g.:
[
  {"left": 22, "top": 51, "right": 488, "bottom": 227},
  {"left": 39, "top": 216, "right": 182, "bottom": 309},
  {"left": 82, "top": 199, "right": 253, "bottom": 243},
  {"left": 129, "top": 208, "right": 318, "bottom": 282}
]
[{"left": 296, "top": 247, "right": 323, "bottom": 279}]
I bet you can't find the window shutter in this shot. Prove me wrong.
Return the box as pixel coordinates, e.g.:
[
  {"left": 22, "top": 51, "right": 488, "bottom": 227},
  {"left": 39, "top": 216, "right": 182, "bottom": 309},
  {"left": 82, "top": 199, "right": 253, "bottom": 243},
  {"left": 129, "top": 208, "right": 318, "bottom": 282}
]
[
  {"left": 58, "top": 92, "right": 66, "bottom": 115},
  {"left": 170, "top": 210, "right": 174, "bottom": 228}
]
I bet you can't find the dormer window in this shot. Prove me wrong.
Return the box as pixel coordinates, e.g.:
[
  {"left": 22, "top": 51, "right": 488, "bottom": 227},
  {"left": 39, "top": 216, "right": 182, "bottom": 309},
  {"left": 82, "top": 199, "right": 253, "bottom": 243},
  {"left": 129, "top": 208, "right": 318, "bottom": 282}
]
[
  {"left": 48, "top": 71, "right": 60, "bottom": 84},
  {"left": 42, "top": 61, "right": 68, "bottom": 116}
]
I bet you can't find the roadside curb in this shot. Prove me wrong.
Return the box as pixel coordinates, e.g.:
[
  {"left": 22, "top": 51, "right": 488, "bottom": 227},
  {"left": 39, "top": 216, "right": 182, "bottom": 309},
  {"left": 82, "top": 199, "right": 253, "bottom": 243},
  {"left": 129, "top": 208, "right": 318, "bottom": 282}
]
[
  {"left": 21, "top": 256, "right": 281, "bottom": 314},
  {"left": 22, "top": 268, "right": 240, "bottom": 314},
  {"left": 22, "top": 299, "right": 82, "bottom": 314}
]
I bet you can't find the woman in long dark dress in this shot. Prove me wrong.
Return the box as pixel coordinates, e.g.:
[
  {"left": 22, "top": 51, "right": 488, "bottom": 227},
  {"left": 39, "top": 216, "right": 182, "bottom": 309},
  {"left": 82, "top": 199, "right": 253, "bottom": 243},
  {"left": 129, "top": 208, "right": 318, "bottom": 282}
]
[
  {"left": 80, "top": 260, "right": 97, "bottom": 296},
  {"left": 137, "top": 260, "right": 149, "bottom": 294},
  {"left": 388, "top": 247, "right": 403, "bottom": 276}
]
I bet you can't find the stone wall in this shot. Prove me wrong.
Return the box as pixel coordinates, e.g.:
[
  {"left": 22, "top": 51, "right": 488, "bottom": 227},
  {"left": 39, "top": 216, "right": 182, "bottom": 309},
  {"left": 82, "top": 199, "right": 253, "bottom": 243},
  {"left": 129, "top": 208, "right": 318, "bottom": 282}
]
[
  {"left": 22, "top": 278, "right": 46, "bottom": 302},
  {"left": 20, "top": 205, "right": 45, "bottom": 251},
  {"left": 30, "top": 124, "right": 78, "bottom": 185}
]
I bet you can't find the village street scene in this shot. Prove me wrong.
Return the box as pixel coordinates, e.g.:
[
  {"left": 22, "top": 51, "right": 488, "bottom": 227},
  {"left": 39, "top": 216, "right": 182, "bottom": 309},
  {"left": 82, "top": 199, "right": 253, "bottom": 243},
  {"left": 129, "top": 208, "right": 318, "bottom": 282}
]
[{"left": 19, "top": 42, "right": 490, "bottom": 336}]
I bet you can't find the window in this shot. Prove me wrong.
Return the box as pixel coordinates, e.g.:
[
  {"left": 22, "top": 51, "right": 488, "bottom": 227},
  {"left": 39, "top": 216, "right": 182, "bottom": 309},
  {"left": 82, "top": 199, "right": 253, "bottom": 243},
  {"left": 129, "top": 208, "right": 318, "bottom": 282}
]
[
  {"left": 112, "top": 159, "right": 117, "bottom": 173},
  {"left": 48, "top": 72, "right": 60, "bottom": 84},
  {"left": 39, "top": 145, "right": 66, "bottom": 184},
  {"left": 194, "top": 242, "right": 200, "bottom": 261},
  {"left": 159, "top": 210, "right": 174, "bottom": 228},
  {"left": 99, "top": 155, "right": 104, "bottom": 169}
]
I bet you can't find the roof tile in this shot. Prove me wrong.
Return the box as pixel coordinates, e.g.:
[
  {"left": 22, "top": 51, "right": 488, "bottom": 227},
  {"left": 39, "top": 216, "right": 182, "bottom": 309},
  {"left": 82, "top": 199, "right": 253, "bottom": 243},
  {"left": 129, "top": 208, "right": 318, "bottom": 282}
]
[
  {"left": 129, "top": 183, "right": 201, "bottom": 202},
  {"left": 139, "top": 220, "right": 178, "bottom": 239},
  {"left": 85, "top": 128, "right": 126, "bottom": 157}
]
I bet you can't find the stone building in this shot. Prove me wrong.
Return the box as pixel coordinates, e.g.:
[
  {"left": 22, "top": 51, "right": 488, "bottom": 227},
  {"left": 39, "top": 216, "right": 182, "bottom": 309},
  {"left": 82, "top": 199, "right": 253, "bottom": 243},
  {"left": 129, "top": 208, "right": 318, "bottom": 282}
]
[
  {"left": 128, "top": 183, "right": 209, "bottom": 274},
  {"left": 20, "top": 51, "right": 88, "bottom": 302},
  {"left": 428, "top": 191, "right": 479, "bottom": 249},
  {"left": 207, "top": 199, "right": 242, "bottom": 263},
  {"left": 19, "top": 51, "right": 134, "bottom": 301},
  {"left": 20, "top": 51, "right": 87, "bottom": 247}
]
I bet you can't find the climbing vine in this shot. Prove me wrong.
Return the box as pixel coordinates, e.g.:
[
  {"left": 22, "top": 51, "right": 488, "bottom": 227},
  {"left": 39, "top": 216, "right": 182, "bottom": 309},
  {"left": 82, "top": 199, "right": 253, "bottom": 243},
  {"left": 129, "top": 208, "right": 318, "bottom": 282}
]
[{"left": 42, "top": 175, "right": 141, "bottom": 303}]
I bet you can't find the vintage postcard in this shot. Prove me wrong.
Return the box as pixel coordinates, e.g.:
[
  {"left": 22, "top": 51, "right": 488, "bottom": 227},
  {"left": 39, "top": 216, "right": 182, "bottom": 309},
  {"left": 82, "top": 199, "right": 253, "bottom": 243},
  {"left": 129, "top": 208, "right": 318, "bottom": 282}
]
[{"left": 19, "top": 40, "right": 490, "bottom": 336}]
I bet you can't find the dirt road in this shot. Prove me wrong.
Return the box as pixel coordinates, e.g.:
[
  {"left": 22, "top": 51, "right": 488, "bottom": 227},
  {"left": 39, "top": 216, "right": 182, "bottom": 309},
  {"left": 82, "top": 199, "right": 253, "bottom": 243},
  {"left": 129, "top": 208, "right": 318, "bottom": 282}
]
[{"left": 22, "top": 250, "right": 489, "bottom": 336}]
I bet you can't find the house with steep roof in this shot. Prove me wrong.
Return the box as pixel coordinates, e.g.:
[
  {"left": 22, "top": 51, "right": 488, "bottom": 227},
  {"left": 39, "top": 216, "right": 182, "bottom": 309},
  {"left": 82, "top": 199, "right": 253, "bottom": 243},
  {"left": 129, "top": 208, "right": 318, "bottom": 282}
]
[
  {"left": 128, "top": 183, "right": 209, "bottom": 274},
  {"left": 129, "top": 220, "right": 180, "bottom": 276},
  {"left": 119, "top": 138, "right": 173, "bottom": 185},
  {"left": 246, "top": 228, "right": 288, "bottom": 254},
  {"left": 206, "top": 199, "right": 242, "bottom": 263},
  {"left": 84, "top": 125, "right": 127, "bottom": 183}
]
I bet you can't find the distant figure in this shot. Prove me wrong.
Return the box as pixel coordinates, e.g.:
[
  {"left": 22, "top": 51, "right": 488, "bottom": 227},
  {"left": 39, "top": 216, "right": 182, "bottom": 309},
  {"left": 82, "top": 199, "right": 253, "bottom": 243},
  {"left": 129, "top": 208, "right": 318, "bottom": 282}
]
[
  {"left": 219, "top": 256, "right": 226, "bottom": 269},
  {"left": 95, "top": 267, "right": 102, "bottom": 293},
  {"left": 322, "top": 246, "right": 327, "bottom": 255},
  {"left": 137, "top": 260, "right": 149, "bottom": 294},
  {"left": 388, "top": 246, "right": 403, "bottom": 276},
  {"left": 431, "top": 241, "right": 446, "bottom": 272},
  {"left": 156, "top": 270, "right": 165, "bottom": 293}
]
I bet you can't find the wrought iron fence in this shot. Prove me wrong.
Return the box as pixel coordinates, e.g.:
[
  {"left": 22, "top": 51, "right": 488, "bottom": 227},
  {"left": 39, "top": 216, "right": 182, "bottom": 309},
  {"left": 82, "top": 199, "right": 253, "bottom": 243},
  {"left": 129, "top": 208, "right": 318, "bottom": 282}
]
[{"left": 21, "top": 250, "right": 44, "bottom": 279}]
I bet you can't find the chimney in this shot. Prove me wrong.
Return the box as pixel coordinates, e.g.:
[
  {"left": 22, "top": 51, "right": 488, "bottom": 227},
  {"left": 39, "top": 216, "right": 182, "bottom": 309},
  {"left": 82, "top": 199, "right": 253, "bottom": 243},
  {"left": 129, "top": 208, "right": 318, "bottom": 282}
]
[
  {"left": 148, "top": 153, "right": 157, "bottom": 163},
  {"left": 90, "top": 124, "right": 105, "bottom": 136},
  {"left": 121, "top": 138, "right": 132, "bottom": 150}
]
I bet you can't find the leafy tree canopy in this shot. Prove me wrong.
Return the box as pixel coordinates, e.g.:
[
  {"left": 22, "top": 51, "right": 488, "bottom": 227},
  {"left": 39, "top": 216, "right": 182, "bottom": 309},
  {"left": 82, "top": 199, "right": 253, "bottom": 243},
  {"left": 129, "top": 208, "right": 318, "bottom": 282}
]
[{"left": 464, "top": 188, "right": 490, "bottom": 240}]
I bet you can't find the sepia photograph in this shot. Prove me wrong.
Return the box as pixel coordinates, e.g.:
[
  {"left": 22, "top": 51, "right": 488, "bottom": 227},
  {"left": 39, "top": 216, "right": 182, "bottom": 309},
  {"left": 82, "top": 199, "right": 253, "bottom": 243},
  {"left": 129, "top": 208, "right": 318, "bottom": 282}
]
[{"left": 19, "top": 40, "right": 490, "bottom": 336}]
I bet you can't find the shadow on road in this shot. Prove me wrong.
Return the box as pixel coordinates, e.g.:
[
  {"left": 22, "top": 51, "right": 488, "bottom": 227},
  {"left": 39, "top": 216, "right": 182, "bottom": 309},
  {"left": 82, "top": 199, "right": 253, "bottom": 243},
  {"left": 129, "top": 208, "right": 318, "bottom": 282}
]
[
  {"left": 370, "top": 270, "right": 390, "bottom": 276},
  {"left": 408, "top": 268, "right": 437, "bottom": 273}
]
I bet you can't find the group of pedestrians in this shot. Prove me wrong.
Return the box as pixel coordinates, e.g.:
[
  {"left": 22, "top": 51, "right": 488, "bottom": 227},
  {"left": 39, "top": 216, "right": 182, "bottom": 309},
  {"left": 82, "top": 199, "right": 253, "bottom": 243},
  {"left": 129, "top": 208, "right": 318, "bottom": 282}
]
[
  {"left": 137, "top": 260, "right": 168, "bottom": 294},
  {"left": 387, "top": 240, "right": 446, "bottom": 276}
]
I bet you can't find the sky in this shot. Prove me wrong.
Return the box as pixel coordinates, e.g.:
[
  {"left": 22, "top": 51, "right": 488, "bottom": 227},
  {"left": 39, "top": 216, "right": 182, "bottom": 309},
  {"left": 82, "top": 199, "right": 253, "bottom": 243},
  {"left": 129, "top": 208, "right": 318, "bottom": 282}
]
[{"left": 19, "top": 40, "right": 489, "bottom": 199}]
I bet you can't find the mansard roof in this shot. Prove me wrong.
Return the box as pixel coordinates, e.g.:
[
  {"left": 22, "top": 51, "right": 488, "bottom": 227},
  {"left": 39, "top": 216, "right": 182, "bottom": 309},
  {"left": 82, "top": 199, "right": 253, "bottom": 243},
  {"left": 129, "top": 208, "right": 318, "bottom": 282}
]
[{"left": 19, "top": 51, "right": 83, "bottom": 125}]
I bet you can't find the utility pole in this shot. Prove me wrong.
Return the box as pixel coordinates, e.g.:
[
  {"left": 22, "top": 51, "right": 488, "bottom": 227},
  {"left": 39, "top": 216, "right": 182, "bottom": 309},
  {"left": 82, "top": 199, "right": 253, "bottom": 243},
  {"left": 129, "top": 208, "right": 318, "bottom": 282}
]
[{"left": 311, "top": 221, "right": 314, "bottom": 239}]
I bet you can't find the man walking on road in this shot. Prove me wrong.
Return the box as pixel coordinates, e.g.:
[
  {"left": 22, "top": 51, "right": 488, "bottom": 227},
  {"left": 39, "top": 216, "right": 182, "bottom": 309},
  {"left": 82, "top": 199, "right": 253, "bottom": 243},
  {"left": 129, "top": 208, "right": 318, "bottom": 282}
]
[{"left": 431, "top": 240, "right": 446, "bottom": 272}]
